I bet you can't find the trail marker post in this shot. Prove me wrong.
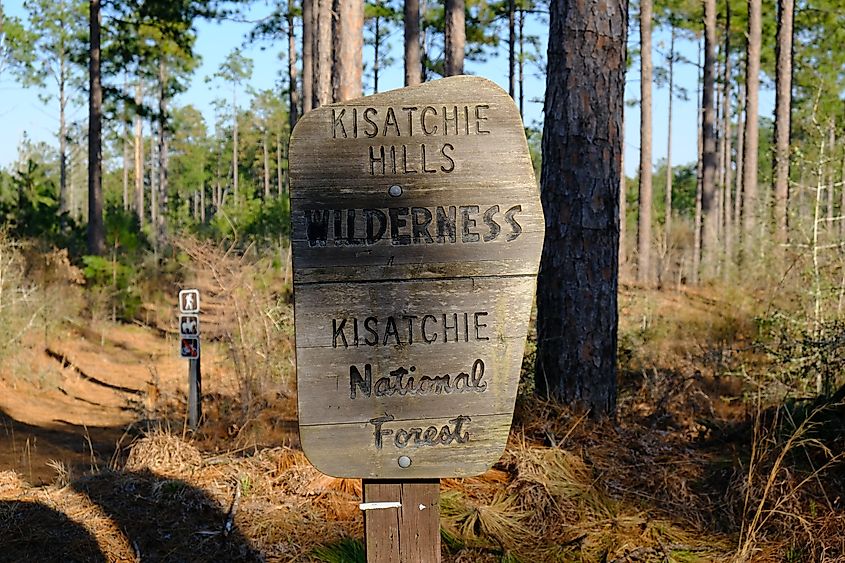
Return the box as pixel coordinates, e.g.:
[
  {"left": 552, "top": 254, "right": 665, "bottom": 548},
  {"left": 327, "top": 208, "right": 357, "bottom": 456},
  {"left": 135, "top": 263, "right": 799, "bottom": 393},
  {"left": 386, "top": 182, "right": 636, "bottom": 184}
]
[
  {"left": 178, "top": 289, "right": 202, "bottom": 430},
  {"left": 289, "top": 76, "right": 543, "bottom": 561}
]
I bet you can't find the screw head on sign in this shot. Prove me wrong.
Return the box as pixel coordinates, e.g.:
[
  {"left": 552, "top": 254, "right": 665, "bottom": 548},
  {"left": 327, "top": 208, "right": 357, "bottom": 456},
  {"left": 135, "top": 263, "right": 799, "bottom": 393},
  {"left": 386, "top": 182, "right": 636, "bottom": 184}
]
[
  {"left": 398, "top": 455, "right": 411, "bottom": 468},
  {"left": 388, "top": 185, "right": 403, "bottom": 197}
]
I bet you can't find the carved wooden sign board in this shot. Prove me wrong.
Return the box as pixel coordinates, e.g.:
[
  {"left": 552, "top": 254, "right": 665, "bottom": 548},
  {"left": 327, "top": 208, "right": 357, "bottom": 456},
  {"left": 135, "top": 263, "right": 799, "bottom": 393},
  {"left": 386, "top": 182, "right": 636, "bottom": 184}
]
[{"left": 289, "top": 76, "right": 543, "bottom": 479}]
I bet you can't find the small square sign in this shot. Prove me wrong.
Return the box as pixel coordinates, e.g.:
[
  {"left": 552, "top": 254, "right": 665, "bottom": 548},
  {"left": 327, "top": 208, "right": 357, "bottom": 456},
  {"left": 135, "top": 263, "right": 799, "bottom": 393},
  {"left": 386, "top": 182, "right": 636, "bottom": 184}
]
[
  {"left": 179, "top": 289, "right": 200, "bottom": 313},
  {"left": 179, "top": 315, "right": 199, "bottom": 336},
  {"left": 180, "top": 337, "right": 199, "bottom": 359}
]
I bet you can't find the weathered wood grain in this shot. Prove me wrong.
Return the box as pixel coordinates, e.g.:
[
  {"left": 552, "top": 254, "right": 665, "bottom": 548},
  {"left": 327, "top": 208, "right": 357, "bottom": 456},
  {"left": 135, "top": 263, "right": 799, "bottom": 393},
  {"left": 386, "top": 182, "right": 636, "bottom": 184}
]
[
  {"left": 290, "top": 76, "right": 543, "bottom": 479},
  {"left": 363, "top": 480, "right": 441, "bottom": 563}
]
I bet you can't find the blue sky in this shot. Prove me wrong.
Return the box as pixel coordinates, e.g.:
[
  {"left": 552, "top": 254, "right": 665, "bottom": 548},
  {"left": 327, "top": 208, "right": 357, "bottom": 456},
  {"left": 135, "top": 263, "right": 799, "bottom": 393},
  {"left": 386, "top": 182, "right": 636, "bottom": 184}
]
[{"left": 0, "top": 1, "right": 774, "bottom": 178}]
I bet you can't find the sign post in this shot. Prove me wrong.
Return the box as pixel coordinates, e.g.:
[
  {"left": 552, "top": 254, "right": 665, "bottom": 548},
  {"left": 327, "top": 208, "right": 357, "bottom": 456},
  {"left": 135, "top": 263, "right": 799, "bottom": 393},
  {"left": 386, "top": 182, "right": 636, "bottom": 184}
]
[
  {"left": 289, "top": 76, "right": 543, "bottom": 561},
  {"left": 179, "top": 289, "right": 202, "bottom": 430}
]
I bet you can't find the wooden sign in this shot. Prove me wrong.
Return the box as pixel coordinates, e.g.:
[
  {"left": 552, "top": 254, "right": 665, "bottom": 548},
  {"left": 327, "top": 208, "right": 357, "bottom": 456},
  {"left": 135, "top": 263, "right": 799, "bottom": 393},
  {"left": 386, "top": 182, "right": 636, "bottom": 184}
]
[{"left": 289, "top": 76, "right": 543, "bottom": 479}]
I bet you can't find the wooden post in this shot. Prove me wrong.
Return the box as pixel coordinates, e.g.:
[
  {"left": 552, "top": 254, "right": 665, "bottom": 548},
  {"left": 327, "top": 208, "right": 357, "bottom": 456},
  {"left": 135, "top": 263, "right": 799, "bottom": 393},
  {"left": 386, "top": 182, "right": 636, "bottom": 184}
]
[
  {"left": 188, "top": 356, "right": 201, "bottom": 430},
  {"left": 363, "top": 480, "right": 440, "bottom": 562}
]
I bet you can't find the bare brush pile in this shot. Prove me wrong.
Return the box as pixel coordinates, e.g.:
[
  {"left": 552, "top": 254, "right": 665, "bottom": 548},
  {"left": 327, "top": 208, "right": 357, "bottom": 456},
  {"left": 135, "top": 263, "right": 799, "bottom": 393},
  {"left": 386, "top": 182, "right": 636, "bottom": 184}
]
[{"left": 174, "top": 237, "right": 297, "bottom": 444}]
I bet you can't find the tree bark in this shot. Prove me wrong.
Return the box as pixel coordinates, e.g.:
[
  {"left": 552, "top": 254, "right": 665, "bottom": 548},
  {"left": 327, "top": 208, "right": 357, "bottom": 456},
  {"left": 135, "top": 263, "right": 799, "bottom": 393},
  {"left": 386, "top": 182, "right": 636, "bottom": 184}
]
[
  {"left": 444, "top": 0, "right": 465, "bottom": 76},
  {"left": 701, "top": 0, "right": 719, "bottom": 277},
  {"left": 302, "top": 0, "right": 313, "bottom": 113},
  {"left": 314, "top": 0, "right": 332, "bottom": 107},
  {"left": 620, "top": 128, "right": 626, "bottom": 270},
  {"left": 535, "top": 0, "right": 625, "bottom": 416},
  {"left": 288, "top": 2, "right": 299, "bottom": 126},
  {"left": 404, "top": 0, "right": 421, "bottom": 86},
  {"left": 134, "top": 81, "right": 144, "bottom": 225},
  {"left": 334, "top": 0, "right": 363, "bottom": 101},
  {"left": 637, "top": 0, "right": 653, "bottom": 285},
  {"left": 87, "top": 0, "right": 104, "bottom": 256},
  {"left": 664, "top": 25, "right": 674, "bottom": 246},
  {"left": 742, "top": 0, "right": 762, "bottom": 259}
]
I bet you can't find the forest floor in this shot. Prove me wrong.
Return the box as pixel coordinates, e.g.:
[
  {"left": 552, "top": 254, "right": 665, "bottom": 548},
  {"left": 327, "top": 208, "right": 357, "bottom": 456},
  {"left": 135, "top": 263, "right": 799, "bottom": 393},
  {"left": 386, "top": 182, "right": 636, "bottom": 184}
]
[{"left": 0, "top": 272, "right": 843, "bottom": 562}]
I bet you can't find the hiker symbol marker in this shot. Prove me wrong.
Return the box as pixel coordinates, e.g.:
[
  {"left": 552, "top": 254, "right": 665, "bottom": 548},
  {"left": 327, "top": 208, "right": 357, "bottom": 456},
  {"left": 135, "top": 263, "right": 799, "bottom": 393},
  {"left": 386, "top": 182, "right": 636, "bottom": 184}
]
[
  {"left": 289, "top": 76, "right": 544, "bottom": 479},
  {"left": 179, "top": 289, "right": 200, "bottom": 314}
]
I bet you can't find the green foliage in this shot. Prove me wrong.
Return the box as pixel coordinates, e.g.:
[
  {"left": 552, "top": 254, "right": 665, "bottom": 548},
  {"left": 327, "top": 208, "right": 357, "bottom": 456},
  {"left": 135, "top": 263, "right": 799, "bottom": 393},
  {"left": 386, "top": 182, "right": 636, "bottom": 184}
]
[
  {"left": 310, "top": 538, "right": 365, "bottom": 563},
  {"left": 207, "top": 193, "right": 290, "bottom": 247},
  {"left": 81, "top": 232, "right": 144, "bottom": 322}
]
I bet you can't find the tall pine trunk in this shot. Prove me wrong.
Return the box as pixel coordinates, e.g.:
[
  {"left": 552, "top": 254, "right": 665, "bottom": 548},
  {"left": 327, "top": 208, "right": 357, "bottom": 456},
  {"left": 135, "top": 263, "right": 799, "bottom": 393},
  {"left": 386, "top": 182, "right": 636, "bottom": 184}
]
[
  {"left": 742, "top": 0, "right": 762, "bottom": 258},
  {"left": 263, "top": 130, "right": 271, "bottom": 199},
  {"left": 773, "top": 0, "right": 792, "bottom": 245},
  {"left": 233, "top": 88, "right": 239, "bottom": 202},
  {"left": 723, "top": 5, "right": 733, "bottom": 264},
  {"left": 404, "top": 0, "right": 421, "bottom": 86},
  {"left": 518, "top": 8, "right": 525, "bottom": 117},
  {"left": 59, "top": 57, "right": 68, "bottom": 214},
  {"left": 87, "top": 0, "right": 104, "bottom": 256},
  {"left": 735, "top": 81, "right": 746, "bottom": 230},
  {"left": 157, "top": 59, "right": 168, "bottom": 245},
  {"left": 334, "top": 0, "right": 363, "bottom": 101},
  {"left": 302, "top": 0, "right": 313, "bottom": 113},
  {"left": 314, "top": 0, "right": 332, "bottom": 107},
  {"left": 444, "top": 0, "right": 465, "bottom": 76},
  {"left": 288, "top": 3, "right": 299, "bottom": 126},
  {"left": 134, "top": 80, "right": 144, "bottom": 225},
  {"left": 701, "top": 0, "right": 719, "bottom": 277},
  {"left": 535, "top": 0, "right": 626, "bottom": 415},
  {"left": 122, "top": 75, "right": 130, "bottom": 212},
  {"left": 664, "top": 25, "right": 675, "bottom": 246},
  {"left": 277, "top": 132, "right": 285, "bottom": 195},
  {"left": 508, "top": 0, "right": 515, "bottom": 98},
  {"left": 692, "top": 41, "right": 703, "bottom": 285},
  {"left": 637, "top": 0, "right": 653, "bottom": 285}
]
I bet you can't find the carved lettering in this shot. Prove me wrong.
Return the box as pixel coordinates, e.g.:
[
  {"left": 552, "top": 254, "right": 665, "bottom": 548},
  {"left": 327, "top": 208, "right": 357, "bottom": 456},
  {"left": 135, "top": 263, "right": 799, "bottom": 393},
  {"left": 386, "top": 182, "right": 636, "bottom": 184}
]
[{"left": 368, "top": 414, "right": 472, "bottom": 450}]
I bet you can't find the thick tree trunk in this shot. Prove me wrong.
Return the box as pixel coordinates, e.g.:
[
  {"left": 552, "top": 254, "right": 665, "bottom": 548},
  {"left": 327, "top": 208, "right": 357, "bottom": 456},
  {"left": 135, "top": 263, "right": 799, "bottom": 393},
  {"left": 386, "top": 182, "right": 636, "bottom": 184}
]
[
  {"left": 637, "top": 0, "right": 653, "bottom": 285},
  {"left": 701, "top": 0, "right": 719, "bottom": 277},
  {"left": 288, "top": 3, "right": 299, "bottom": 126},
  {"left": 535, "top": 0, "right": 625, "bottom": 416},
  {"left": 404, "top": 0, "right": 421, "bottom": 86},
  {"left": 420, "top": 0, "right": 428, "bottom": 81},
  {"left": 664, "top": 25, "right": 674, "bottom": 246},
  {"left": 134, "top": 80, "right": 144, "bottom": 225},
  {"left": 302, "top": 0, "right": 313, "bottom": 113},
  {"left": 314, "top": 0, "right": 332, "bottom": 107},
  {"left": 334, "top": 0, "right": 363, "bottom": 101},
  {"left": 742, "top": 0, "right": 762, "bottom": 258},
  {"left": 87, "top": 0, "right": 104, "bottom": 256},
  {"left": 444, "top": 0, "right": 465, "bottom": 76}
]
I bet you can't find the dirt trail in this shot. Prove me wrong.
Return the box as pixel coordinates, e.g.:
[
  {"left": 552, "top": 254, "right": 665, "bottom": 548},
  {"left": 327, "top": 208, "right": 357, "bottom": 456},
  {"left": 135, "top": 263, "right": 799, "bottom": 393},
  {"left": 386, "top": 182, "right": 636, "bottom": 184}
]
[{"left": 0, "top": 318, "right": 240, "bottom": 484}]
